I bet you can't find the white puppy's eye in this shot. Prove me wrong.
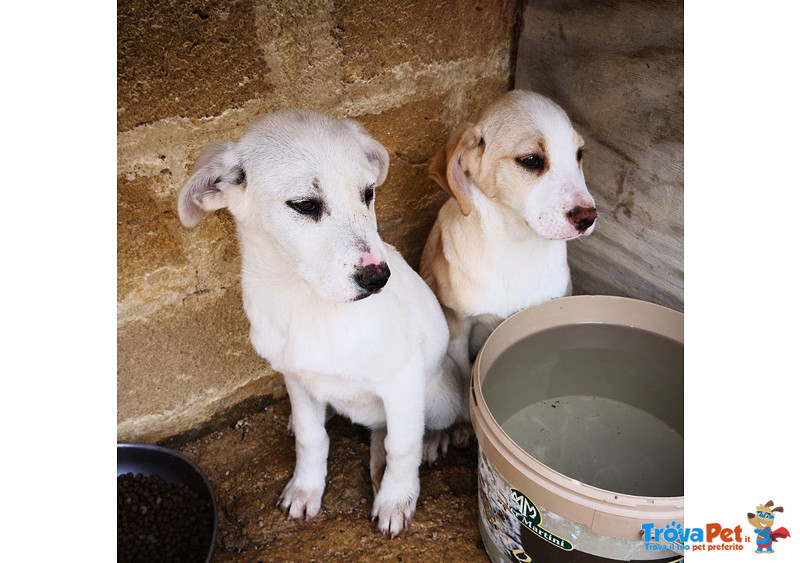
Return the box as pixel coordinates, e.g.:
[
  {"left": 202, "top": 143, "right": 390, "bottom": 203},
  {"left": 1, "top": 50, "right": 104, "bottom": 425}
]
[
  {"left": 287, "top": 198, "right": 323, "bottom": 219},
  {"left": 364, "top": 184, "right": 375, "bottom": 207},
  {"left": 517, "top": 155, "right": 546, "bottom": 171}
]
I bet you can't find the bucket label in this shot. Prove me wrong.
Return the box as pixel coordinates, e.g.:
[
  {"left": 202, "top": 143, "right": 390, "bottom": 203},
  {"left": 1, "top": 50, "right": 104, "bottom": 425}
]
[
  {"left": 509, "top": 488, "right": 574, "bottom": 551},
  {"left": 478, "top": 452, "right": 682, "bottom": 563}
]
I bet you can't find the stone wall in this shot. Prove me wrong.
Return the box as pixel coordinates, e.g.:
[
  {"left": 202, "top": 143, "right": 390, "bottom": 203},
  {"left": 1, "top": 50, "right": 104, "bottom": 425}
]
[
  {"left": 117, "top": 0, "right": 521, "bottom": 442},
  {"left": 516, "top": 0, "right": 684, "bottom": 312}
]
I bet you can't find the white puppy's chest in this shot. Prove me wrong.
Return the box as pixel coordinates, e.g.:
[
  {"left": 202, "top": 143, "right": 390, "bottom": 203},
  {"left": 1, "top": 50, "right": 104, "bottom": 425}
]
[
  {"left": 300, "top": 371, "right": 387, "bottom": 426},
  {"left": 244, "top": 294, "right": 399, "bottom": 426},
  {"left": 246, "top": 290, "right": 408, "bottom": 379},
  {"left": 240, "top": 246, "right": 448, "bottom": 427}
]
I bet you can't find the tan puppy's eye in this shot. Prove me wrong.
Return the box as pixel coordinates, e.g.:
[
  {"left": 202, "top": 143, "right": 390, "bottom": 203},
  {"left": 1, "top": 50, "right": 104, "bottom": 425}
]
[
  {"left": 577, "top": 148, "right": 584, "bottom": 161},
  {"left": 517, "top": 155, "right": 545, "bottom": 171}
]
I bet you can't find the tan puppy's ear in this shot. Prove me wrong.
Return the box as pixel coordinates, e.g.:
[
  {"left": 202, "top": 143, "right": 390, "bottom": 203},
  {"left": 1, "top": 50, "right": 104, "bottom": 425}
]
[
  {"left": 428, "top": 127, "right": 465, "bottom": 198},
  {"left": 429, "top": 123, "right": 482, "bottom": 216}
]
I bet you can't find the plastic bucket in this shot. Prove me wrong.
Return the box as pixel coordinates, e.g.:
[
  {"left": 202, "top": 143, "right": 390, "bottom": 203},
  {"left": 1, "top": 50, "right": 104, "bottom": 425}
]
[{"left": 470, "top": 296, "right": 684, "bottom": 562}]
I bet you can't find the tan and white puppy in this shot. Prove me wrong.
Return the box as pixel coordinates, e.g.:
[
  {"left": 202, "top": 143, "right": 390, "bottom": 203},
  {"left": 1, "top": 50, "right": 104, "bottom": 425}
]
[
  {"left": 420, "top": 90, "right": 596, "bottom": 437},
  {"left": 178, "top": 109, "right": 460, "bottom": 537}
]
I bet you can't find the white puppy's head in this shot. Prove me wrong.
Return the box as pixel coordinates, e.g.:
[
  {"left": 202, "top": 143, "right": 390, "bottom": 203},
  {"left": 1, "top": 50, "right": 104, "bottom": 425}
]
[
  {"left": 178, "top": 109, "right": 392, "bottom": 303},
  {"left": 429, "top": 90, "right": 596, "bottom": 239}
]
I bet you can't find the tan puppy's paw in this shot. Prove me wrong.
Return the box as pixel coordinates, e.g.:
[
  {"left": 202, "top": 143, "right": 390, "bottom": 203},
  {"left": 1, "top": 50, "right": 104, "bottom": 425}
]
[
  {"left": 422, "top": 429, "right": 450, "bottom": 464},
  {"left": 450, "top": 421, "right": 473, "bottom": 448}
]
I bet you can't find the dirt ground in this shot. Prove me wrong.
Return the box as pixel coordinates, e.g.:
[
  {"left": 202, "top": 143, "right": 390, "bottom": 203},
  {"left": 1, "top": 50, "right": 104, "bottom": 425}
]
[{"left": 177, "top": 398, "right": 490, "bottom": 562}]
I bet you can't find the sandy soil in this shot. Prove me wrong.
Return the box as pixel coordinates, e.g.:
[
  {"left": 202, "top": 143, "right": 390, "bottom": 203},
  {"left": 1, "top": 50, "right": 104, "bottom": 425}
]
[{"left": 178, "top": 398, "right": 489, "bottom": 562}]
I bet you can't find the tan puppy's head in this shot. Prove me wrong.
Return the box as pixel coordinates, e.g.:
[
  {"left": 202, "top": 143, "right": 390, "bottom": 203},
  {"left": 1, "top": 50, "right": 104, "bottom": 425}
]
[{"left": 430, "top": 90, "right": 596, "bottom": 240}]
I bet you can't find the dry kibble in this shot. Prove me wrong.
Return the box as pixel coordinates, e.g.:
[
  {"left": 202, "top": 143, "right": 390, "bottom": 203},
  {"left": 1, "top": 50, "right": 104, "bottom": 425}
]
[{"left": 117, "top": 472, "right": 212, "bottom": 563}]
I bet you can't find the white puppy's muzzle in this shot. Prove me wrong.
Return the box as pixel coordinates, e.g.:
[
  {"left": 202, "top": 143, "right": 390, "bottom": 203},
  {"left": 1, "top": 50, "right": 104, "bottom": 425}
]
[{"left": 352, "top": 261, "right": 391, "bottom": 300}]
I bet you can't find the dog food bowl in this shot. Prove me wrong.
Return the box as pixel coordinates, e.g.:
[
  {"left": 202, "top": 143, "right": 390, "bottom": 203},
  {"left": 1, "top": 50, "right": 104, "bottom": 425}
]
[
  {"left": 470, "top": 295, "right": 683, "bottom": 562},
  {"left": 117, "top": 443, "right": 218, "bottom": 562}
]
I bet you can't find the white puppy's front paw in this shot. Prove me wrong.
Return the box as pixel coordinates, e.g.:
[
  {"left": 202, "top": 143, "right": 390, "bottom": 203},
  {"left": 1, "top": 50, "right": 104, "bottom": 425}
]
[
  {"left": 277, "top": 477, "right": 324, "bottom": 521},
  {"left": 371, "top": 489, "right": 417, "bottom": 538}
]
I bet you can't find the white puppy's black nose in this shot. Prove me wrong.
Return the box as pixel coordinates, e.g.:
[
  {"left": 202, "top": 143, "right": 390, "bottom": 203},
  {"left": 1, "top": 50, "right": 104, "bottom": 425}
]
[
  {"left": 355, "top": 262, "right": 391, "bottom": 293},
  {"left": 567, "top": 206, "right": 597, "bottom": 233}
]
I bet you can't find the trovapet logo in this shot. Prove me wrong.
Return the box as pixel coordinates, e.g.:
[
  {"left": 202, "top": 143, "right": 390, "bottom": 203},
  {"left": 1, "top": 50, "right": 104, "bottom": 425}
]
[
  {"left": 641, "top": 521, "right": 744, "bottom": 554},
  {"left": 641, "top": 499, "right": 791, "bottom": 555}
]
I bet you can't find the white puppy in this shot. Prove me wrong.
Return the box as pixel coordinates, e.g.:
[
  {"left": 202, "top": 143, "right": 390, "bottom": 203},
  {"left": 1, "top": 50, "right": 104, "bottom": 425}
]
[
  {"left": 420, "top": 90, "right": 596, "bottom": 438},
  {"left": 178, "top": 109, "right": 460, "bottom": 537}
]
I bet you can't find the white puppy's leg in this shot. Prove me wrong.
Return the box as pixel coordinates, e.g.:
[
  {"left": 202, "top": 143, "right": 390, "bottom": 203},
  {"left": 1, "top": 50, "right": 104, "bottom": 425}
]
[
  {"left": 278, "top": 375, "right": 329, "bottom": 521},
  {"left": 370, "top": 427, "right": 387, "bottom": 496},
  {"left": 372, "top": 376, "right": 425, "bottom": 537},
  {"left": 286, "top": 405, "right": 334, "bottom": 436}
]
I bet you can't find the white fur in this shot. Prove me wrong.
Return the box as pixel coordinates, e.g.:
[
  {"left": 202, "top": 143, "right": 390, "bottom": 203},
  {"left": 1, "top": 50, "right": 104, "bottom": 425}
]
[{"left": 178, "top": 109, "right": 461, "bottom": 537}]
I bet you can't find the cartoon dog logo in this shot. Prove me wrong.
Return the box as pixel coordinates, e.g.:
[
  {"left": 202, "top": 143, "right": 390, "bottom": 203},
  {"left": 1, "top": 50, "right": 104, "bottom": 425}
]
[{"left": 747, "top": 500, "right": 791, "bottom": 554}]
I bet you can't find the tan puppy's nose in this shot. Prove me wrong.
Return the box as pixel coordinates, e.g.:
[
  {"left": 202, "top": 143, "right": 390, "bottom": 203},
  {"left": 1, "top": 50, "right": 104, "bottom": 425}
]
[{"left": 567, "top": 206, "right": 597, "bottom": 232}]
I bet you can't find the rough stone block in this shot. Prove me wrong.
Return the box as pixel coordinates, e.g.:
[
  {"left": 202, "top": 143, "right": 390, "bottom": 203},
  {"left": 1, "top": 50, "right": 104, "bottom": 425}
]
[
  {"left": 118, "top": 175, "right": 189, "bottom": 302},
  {"left": 117, "top": 287, "right": 284, "bottom": 443},
  {"left": 117, "top": 0, "right": 273, "bottom": 131},
  {"left": 334, "top": 0, "right": 518, "bottom": 81}
]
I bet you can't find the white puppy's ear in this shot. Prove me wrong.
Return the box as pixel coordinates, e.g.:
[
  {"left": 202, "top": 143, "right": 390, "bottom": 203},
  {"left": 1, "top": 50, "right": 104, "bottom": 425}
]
[
  {"left": 429, "top": 123, "right": 483, "bottom": 216},
  {"left": 342, "top": 119, "right": 390, "bottom": 186},
  {"left": 178, "top": 141, "right": 245, "bottom": 228}
]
